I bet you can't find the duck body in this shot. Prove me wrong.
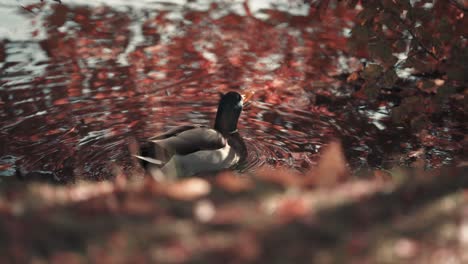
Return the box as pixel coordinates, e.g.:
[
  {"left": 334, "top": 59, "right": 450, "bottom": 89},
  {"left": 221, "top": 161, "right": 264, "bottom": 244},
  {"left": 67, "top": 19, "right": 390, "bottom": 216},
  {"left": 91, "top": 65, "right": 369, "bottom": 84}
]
[{"left": 134, "top": 92, "right": 248, "bottom": 179}]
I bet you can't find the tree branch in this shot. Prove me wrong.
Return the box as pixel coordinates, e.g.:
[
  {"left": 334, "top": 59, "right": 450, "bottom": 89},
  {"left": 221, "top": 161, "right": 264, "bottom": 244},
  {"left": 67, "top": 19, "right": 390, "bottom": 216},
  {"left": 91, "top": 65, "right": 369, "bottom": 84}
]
[
  {"left": 384, "top": 6, "right": 439, "bottom": 61},
  {"left": 449, "top": 0, "right": 468, "bottom": 12}
]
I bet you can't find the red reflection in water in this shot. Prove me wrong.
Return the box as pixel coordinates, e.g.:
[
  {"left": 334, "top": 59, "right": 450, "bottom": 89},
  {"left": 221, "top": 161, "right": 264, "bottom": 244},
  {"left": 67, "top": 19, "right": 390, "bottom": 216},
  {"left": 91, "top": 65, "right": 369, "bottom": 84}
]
[{"left": 0, "top": 1, "right": 459, "bottom": 181}]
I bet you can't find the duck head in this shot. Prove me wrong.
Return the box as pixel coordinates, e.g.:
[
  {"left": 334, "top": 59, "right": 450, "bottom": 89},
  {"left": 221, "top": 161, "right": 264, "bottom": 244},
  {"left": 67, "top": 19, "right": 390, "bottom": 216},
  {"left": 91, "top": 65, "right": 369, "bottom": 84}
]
[{"left": 214, "top": 91, "right": 250, "bottom": 134}]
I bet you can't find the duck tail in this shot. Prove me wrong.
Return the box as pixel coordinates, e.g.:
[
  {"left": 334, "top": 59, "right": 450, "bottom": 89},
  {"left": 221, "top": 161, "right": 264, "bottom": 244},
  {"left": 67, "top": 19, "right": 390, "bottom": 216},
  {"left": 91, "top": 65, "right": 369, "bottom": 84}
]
[{"left": 127, "top": 137, "right": 163, "bottom": 168}]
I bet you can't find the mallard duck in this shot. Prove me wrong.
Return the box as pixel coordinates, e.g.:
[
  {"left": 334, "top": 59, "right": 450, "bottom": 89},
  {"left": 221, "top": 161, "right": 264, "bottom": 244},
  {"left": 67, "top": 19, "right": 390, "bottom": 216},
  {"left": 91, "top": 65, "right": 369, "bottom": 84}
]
[{"left": 133, "top": 91, "right": 251, "bottom": 180}]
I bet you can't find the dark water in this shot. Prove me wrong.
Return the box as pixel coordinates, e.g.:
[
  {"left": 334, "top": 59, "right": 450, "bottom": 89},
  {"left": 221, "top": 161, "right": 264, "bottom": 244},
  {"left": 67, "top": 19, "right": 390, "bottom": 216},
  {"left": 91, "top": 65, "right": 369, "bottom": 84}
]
[{"left": 0, "top": 1, "right": 461, "bottom": 182}]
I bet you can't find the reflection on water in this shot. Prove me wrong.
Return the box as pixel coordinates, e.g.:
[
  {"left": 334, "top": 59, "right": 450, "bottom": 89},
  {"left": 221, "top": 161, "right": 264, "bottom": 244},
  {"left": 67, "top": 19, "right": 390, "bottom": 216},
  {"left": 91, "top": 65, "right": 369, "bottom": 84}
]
[{"left": 0, "top": 1, "right": 459, "bottom": 181}]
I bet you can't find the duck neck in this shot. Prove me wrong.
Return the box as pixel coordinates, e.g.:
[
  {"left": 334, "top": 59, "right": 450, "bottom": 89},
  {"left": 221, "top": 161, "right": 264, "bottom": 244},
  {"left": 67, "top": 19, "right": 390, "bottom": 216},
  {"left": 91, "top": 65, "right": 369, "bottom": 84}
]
[{"left": 214, "top": 107, "right": 240, "bottom": 134}]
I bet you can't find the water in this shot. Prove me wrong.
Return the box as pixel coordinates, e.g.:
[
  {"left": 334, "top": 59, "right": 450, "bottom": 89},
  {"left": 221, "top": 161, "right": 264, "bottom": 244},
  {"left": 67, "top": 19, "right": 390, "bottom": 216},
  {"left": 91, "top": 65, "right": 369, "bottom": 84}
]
[{"left": 0, "top": 0, "right": 461, "bottom": 182}]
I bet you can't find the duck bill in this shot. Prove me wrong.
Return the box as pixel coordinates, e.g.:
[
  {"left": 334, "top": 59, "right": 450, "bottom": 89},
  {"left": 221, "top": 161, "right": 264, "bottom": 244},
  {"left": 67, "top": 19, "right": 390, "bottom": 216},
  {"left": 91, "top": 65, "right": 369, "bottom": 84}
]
[{"left": 241, "top": 91, "right": 254, "bottom": 107}]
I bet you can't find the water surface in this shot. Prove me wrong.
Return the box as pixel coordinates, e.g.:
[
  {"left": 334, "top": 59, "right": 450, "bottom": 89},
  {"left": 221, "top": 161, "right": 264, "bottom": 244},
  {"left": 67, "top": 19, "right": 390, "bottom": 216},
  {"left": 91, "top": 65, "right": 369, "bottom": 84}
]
[{"left": 0, "top": 0, "right": 461, "bottom": 182}]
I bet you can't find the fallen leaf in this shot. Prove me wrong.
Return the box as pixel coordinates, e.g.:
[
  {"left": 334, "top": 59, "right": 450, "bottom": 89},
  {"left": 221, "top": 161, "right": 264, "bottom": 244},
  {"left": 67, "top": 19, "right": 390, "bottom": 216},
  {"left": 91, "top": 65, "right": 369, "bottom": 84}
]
[
  {"left": 347, "top": 71, "right": 360, "bottom": 83},
  {"left": 51, "top": 251, "right": 83, "bottom": 264},
  {"left": 164, "top": 178, "right": 211, "bottom": 201},
  {"left": 254, "top": 166, "right": 302, "bottom": 187},
  {"left": 235, "top": 231, "right": 261, "bottom": 261},
  {"left": 361, "top": 64, "right": 383, "bottom": 80},
  {"left": 394, "top": 238, "right": 419, "bottom": 259},
  {"left": 216, "top": 172, "right": 254, "bottom": 192},
  {"left": 194, "top": 199, "right": 215, "bottom": 222},
  {"left": 121, "top": 196, "right": 156, "bottom": 215},
  {"left": 275, "top": 195, "right": 310, "bottom": 223},
  {"left": 53, "top": 98, "right": 69, "bottom": 105},
  {"left": 312, "top": 140, "right": 349, "bottom": 186}
]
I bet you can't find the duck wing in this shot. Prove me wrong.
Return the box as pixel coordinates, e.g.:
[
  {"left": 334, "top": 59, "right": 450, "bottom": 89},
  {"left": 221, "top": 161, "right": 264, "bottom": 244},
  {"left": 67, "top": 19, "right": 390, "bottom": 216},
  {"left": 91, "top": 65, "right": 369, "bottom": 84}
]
[
  {"left": 151, "top": 127, "right": 227, "bottom": 155},
  {"left": 136, "top": 127, "right": 227, "bottom": 168},
  {"left": 148, "top": 125, "right": 202, "bottom": 140}
]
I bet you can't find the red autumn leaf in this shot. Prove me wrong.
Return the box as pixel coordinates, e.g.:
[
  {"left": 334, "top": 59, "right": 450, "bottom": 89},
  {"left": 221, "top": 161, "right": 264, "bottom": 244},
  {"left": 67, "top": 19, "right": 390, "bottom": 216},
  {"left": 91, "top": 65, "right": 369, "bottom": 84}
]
[
  {"left": 164, "top": 178, "right": 211, "bottom": 201},
  {"left": 255, "top": 166, "right": 302, "bottom": 187},
  {"left": 312, "top": 140, "right": 349, "bottom": 186},
  {"left": 275, "top": 196, "right": 310, "bottom": 223},
  {"left": 53, "top": 98, "right": 69, "bottom": 105},
  {"left": 216, "top": 172, "right": 254, "bottom": 192}
]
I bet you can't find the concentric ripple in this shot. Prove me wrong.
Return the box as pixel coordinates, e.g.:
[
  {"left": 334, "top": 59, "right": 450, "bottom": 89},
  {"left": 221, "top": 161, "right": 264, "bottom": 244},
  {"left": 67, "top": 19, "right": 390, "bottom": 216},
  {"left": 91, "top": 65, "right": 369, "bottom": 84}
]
[{"left": 1, "top": 0, "right": 460, "bottom": 182}]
